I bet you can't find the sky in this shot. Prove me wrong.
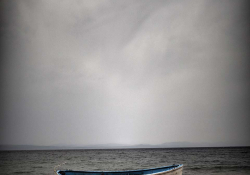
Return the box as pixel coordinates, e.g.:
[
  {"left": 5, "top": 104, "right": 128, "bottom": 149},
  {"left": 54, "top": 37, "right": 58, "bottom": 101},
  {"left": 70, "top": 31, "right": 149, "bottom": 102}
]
[{"left": 0, "top": 0, "right": 250, "bottom": 147}]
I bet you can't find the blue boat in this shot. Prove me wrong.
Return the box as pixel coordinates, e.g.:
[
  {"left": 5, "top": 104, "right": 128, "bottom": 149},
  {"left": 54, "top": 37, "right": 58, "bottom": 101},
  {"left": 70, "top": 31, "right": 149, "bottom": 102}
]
[{"left": 57, "top": 164, "right": 183, "bottom": 175}]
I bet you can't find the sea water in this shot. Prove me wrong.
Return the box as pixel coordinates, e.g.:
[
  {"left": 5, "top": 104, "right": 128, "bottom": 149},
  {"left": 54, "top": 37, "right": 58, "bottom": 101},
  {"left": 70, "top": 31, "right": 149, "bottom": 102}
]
[{"left": 0, "top": 147, "right": 249, "bottom": 175}]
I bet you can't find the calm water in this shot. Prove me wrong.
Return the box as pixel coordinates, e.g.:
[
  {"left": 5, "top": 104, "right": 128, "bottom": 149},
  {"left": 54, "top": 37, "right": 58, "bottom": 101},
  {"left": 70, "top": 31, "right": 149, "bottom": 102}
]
[{"left": 0, "top": 147, "right": 250, "bottom": 175}]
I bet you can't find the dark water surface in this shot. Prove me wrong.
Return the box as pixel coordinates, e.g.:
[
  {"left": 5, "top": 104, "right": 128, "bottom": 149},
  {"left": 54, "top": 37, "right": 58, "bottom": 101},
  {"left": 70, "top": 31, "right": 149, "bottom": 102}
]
[{"left": 0, "top": 147, "right": 249, "bottom": 175}]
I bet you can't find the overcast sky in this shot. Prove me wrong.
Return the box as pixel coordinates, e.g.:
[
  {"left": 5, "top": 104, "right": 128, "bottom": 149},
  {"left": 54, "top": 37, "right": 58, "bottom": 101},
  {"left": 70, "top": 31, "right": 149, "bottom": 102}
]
[{"left": 1, "top": 0, "right": 249, "bottom": 147}]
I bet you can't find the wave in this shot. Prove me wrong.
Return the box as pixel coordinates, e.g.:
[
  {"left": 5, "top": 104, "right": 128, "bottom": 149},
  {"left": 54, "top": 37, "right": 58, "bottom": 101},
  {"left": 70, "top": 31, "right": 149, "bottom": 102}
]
[
  {"left": 14, "top": 171, "right": 34, "bottom": 174},
  {"left": 188, "top": 165, "right": 250, "bottom": 171}
]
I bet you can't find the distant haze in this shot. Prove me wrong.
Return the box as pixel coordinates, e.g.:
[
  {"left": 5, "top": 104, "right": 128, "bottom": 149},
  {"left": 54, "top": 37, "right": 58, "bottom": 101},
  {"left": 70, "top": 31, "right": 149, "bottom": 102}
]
[{"left": 1, "top": 0, "right": 250, "bottom": 148}]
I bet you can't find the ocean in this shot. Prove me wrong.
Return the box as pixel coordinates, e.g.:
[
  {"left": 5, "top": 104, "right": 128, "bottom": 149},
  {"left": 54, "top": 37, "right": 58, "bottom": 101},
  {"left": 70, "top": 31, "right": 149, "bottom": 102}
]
[{"left": 0, "top": 147, "right": 249, "bottom": 175}]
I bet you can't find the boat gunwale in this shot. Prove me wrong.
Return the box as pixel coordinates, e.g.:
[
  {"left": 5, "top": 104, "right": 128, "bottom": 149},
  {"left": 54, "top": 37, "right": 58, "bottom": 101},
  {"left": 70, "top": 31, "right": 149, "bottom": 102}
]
[{"left": 57, "top": 164, "right": 183, "bottom": 174}]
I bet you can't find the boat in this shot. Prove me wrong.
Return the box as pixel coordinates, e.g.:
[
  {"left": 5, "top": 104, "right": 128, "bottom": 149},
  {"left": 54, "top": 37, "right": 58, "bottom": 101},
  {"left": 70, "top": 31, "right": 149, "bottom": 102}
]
[{"left": 56, "top": 164, "right": 183, "bottom": 175}]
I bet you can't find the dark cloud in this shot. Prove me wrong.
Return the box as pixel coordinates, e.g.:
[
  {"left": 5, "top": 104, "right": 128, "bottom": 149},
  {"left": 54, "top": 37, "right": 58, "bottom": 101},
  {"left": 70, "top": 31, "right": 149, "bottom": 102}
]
[{"left": 1, "top": 0, "right": 249, "bottom": 146}]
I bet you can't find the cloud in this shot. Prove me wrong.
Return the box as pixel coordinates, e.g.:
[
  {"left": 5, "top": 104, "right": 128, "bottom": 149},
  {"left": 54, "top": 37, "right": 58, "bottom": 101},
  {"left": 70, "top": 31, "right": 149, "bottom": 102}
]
[{"left": 1, "top": 0, "right": 249, "bottom": 146}]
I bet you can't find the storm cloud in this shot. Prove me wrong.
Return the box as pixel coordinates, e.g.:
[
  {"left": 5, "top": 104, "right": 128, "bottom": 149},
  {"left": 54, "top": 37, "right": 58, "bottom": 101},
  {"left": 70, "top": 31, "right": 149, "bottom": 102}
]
[{"left": 1, "top": 0, "right": 249, "bottom": 147}]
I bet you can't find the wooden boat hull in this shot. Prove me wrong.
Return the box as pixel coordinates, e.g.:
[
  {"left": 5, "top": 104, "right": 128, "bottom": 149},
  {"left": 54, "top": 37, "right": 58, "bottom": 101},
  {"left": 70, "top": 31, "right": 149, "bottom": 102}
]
[{"left": 57, "top": 164, "right": 183, "bottom": 175}]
